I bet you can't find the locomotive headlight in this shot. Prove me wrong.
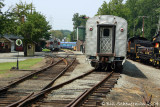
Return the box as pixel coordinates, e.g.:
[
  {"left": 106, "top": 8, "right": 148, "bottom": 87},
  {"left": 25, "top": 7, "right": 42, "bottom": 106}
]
[
  {"left": 120, "top": 28, "right": 124, "bottom": 32},
  {"left": 155, "top": 43, "right": 159, "bottom": 48}
]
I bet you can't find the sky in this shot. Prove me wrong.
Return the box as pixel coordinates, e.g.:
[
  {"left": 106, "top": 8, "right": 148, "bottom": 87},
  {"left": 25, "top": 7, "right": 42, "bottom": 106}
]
[{"left": 2, "top": 0, "right": 125, "bottom": 31}]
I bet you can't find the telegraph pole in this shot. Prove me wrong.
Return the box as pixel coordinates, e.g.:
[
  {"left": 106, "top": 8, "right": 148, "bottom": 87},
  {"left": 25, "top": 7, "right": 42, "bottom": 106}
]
[
  {"left": 142, "top": 16, "right": 144, "bottom": 37},
  {"left": 138, "top": 16, "right": 149, "bottom": 38},
  {"left": 76, "top": 27, "right": 79, "bottom": 51}
]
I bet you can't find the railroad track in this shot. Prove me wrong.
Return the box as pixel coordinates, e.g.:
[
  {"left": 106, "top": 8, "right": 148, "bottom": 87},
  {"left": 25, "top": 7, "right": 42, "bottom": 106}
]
[
  {"left": 0, "top": 56, "right": 55, "bottom": 94},
  {"left": 0, "top": 56, "right": 76, "bottom": 107},
  {"left": 67, "top": 72, "right": 120, "bottom": 107},
  {"left": 17, "top": 70, "right": 120, "bottom": 107}
]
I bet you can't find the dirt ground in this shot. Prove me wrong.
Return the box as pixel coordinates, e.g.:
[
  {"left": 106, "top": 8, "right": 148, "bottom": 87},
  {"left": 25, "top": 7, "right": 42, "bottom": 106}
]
[
  {"left": 0, "top": 52, "right": 160, "bottom": 107},
  {"left": 102, "top": 59, "right": 160, "bottom": 107},
  {"left": 0, "top": 58, "right": 47, "bottom": 88},
  {"left": 51, "top": 52, "right": 160, "bottom": 107}
]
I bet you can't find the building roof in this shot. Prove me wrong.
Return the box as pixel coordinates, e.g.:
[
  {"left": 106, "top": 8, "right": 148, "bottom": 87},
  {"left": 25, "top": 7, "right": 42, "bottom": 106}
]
[
  {"left": 0, "top": 34, "right": 23, "bottom": 40},
  {"left": 3, "top": 36, "right": 14, "bottom": 42}
]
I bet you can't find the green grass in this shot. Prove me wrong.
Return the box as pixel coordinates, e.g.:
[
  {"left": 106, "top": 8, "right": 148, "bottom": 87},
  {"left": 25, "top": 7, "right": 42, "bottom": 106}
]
[
  {"left": 42, "top": 48, "right": 51, "bottom": 52},
  {"left": 0, "top": 58, "right": 43, "bottom": 74}
]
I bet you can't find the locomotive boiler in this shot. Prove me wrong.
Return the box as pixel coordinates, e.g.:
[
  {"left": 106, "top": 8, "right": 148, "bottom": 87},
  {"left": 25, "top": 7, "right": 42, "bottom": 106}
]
[{"left": 127, "top": 34, "right": 160, "bottom": 68}]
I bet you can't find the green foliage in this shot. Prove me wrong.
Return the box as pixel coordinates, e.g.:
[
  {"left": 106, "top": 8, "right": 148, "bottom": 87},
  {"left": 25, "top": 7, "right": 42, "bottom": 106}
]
[
  {"left": 12, "top": 1, "right": 35, "bottom": 19},
  {"left": 50, "top": 30, "right": 71, "bottom": 41},
  {"left": 67, "top": 34, "right": 71, "bottom": 42},
  {"left": 97, "top": 0, "right": 130, "bottom": 19},
  {"left": 0, "top": 12, "right": 18, "bottom": 35},
  {"left": 0, "top": 1, "right": 51, "bottom": 56},
  {"left": 126, "top": 0, "right": 160, "bottom": 39},
  {"left": 97, "top": 0, "right": 160, "bottom": 40},
  {"left": 72, "top": 13, "right": 88, "bottom": 29},
  {"left": 50, "top": 30, "right": 63, "bottom": 40},
  {"left": 17, "top": 11, "right": 51, "bottom": 42},
  {"left": 60, "top": 30, "right": 71, "bottom": 37},
  {"left": 70, "top": 31, "right": 76, "bottom": 41},
  {"left": 71, "top": 13, "right": 88, "bottom": 42},
  {"left": 0, "top": 0, "right": 18, "bottom": 35},
  {"left": 0, "top": 1, "right": 51, "bottom": 42},
  {"left": 42, "top": 48, "right": 51, "bottom": 52},
  {"left": 0, "top": 0, "right": 4, "bottom": 12}
]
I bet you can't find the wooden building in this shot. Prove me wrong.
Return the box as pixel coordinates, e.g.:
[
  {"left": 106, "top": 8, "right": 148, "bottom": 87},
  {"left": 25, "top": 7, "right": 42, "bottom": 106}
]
[
  {"left": 0, "top": 35, "right": 23, "bottom": 52},
  {"left": 27, "top": 42, "right": 35, "bottom": 56},
  {"left": 76, "top": 40, "right": 85, "bottom": 53}
]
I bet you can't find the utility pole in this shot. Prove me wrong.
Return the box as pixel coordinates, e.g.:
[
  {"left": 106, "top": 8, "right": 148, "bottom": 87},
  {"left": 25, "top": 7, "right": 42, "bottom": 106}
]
[
  {"left": 142, "top": 16, "right": 144, "bottom": 37},
  {"left": 77, "top": 27, "right": 79, "bottom": 41},
  {"left": 76, "top": 27, "right": 79, "bottom": 51},
  {"left": 138, "top": 16, "right": 149, "bottom": 38},
  {"left": 133, "top": 20, "right": 136, "bottom": 36}
]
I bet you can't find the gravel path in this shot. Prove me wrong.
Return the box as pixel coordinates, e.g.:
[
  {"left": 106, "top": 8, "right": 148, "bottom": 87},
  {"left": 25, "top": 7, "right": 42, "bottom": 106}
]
[
  {"left": 2, "top": 51, "right": 159, "bottom": 106},
  {"left": 102, "top": 59, "right": 160, "bottom": 107},
  {"left": 53, "top": 53, "right": 93, "bottom": 86}
]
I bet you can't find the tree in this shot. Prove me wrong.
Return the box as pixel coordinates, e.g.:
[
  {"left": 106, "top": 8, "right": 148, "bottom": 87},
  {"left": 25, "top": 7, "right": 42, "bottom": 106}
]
[
  {"left": 97, "top": 0, "right": 130, "bottom": 19},
  {"left": 60, "top": 30, "right": 71, "bottom": 37},
  {"left": 97, "top": 0, "right": 160, "bottom": 39},
  {"left": 17, "top": 11, "right": 51, "bottom": 42},
  {"left": 0, "top": 12, "right": 18, "bottom": 35},
  {"left": 72, "top": 13, "right": 88, "bottom": 29},
  {"left": 0, "top": 0, "right": 4, "bottom": 13},
  {"left": 126, "top": 0, "right": 160, "bottom": 39},
  {"left": 11, "top": 2, "right": 51, "bottom": 56},
  {"left": 50, "top": 30, "right": 64, "bottom": 40},
  {"left": 97, "top": 1, "right": 110, "bottom": 15},
  {"left": 72, "top": 13, "right": 88, "bottom": 42},
  {"left": 70, "top": 30, "right": 76, "bottom": 41}
]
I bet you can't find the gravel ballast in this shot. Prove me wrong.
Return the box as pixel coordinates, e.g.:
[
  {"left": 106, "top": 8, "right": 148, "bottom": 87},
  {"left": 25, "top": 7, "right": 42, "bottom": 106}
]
[{"left": 102, "top": 59, "right": 160, "bottom": 107}]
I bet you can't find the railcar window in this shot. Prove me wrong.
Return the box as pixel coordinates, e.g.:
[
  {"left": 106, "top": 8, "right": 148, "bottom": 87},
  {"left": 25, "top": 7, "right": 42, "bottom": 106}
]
[{"left": 103, "top": 29, "right": 110, "bottom": 36}]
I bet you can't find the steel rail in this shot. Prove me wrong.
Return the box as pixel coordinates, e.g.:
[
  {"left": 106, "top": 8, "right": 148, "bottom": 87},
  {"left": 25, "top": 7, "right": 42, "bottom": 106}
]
[
  {"left": 7, "top": 57, "right": 76, "bottom": 107},
  {"left": 68, "top": 71, "right": 114, "bottom": 107},
  {"left": 0, "top": 57, "right": 65, "bottom": 95},
  {"left": 6, "top": 92, "right": 34, "bottom": 107},
  {"left": 17, "top": 69, "right": 95, "bottom": 107},
  {"left": 66, "top": 90, "right": 88, "bottom": 107},
  {"left": 42, "top": 58, "right": 76, "bottom": 90}
]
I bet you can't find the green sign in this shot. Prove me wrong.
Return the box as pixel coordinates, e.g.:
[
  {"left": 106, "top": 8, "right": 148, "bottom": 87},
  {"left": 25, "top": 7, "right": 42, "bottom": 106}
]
[{"left": 16, "top": 39, "right": 22, "bottom": 46}]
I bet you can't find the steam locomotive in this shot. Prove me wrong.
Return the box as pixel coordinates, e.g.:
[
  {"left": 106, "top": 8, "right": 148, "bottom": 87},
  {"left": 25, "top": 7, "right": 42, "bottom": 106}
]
[{"left": 127, "top": 33, "right": 160, "bottom": 68}]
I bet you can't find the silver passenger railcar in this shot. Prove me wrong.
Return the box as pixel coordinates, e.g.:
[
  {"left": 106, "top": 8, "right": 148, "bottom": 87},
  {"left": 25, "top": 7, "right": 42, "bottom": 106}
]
[{"left": 85, "top": 15, "right": 127, "bottom": 72}]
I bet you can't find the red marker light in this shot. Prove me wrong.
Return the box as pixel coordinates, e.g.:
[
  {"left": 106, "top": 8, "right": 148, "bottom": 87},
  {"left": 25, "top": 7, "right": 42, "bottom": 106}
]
[
  {"left": 155, "top": 43, "right": 159, "bottom": 48},
  {"left": 90, "top": 27, "right": 93, "bottom": 31},
  {"left": 58, "top": 42, "right": 60, "bottom": 45},
  {"left": 120, "top": 28, "right": 124, "bottom": 32}
]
